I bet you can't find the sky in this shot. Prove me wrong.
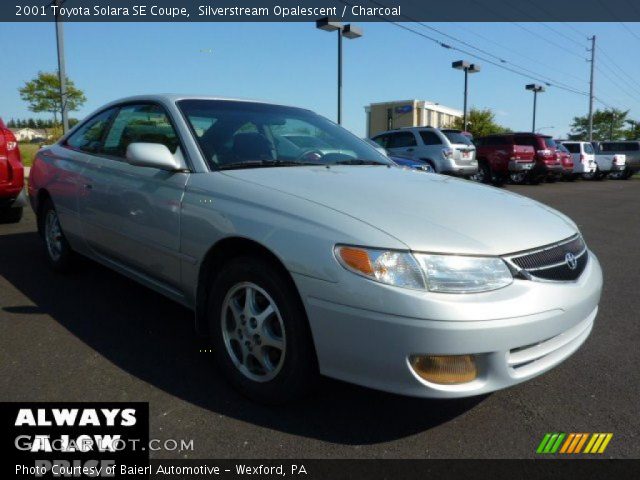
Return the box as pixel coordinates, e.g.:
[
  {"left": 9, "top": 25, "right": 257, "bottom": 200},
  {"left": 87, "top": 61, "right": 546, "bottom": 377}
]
[{"left": 1, "top": 21, "right": 640, "bottom": 139}]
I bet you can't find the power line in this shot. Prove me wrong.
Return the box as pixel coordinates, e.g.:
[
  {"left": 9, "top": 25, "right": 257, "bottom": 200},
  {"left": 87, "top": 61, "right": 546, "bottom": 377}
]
[
  {"left": 621, "top": 22, "right": 640, "bottom": 42},
  {"left": 597, "top": 50, "right": 640, "bottom": 96},
  {"left": 451, "top": 23, "right": 588, "bottom": 84},
  {"left": 413, "top": 23, "right": 588, "bottom": 92},
  {"left": 387, "top": 21, "right": 590, "bottom": 97}
]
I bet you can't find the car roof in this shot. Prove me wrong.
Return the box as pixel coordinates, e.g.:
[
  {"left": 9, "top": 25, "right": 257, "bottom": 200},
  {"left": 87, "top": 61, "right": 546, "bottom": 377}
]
[{"left": 98, "top": 94, "right": 306, "bottom": 111}]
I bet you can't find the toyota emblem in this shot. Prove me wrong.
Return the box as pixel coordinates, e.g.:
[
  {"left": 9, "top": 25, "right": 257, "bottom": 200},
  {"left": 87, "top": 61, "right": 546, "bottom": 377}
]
[{"left": 565, "top": 252, "right": 578, "bottom": 270}]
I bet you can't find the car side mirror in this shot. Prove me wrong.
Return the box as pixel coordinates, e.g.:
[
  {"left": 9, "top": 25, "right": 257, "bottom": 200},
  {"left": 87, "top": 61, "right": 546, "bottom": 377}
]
[{"left": 125, "top": 142, "right": 183, "bottom": 171}]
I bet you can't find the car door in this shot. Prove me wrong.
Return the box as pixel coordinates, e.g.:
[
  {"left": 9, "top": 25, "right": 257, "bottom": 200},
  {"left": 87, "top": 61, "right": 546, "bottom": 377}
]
[
  {"left": 386, "top": 131, "right": 418, "bottom": 158},
  {"left": 78, "top": 103, "right": 190, "bottom": 288},
  {"left": 51, "top": 108, "right": 119, "bottom": 251}
]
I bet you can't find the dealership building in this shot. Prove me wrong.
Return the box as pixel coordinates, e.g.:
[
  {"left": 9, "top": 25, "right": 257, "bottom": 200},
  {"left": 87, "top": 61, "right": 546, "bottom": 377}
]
[{"left": 365, "top": 100, "right": 463, "bottom": 137}]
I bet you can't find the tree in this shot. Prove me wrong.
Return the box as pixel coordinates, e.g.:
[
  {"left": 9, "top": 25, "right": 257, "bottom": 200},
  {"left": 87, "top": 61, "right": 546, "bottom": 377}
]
[
  {"left": 19, "top": 71, "right": 86, "bottom": 125},
  {"left": 568, "top": 108, "right": 629, "bottom": 141},
  {"left": 624, "top": 120, "right": 640, "bottom": 140},
  {"left": 451, "top": 108, "right": 511, "bottom": 138}
]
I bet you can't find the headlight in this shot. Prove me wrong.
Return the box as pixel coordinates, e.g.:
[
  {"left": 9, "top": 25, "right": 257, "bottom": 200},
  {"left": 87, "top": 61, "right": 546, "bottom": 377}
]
[
  {"left": 335, "top": 246, "right": 426, "bottom": 289},
  {"left": 335, "top": 246, "right": 513, "bottom": 293},
  {"left": 414, "top": 253, "right": 513, "bottom": 293}
]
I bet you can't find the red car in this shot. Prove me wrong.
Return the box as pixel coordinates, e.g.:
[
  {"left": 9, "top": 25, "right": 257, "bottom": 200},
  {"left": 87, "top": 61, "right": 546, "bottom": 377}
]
[
  {"left": 474, "top": 134, "right": 536, "bottom": 185},
  {"left": 0, "top": 118, "right": 25, "bottom": 223},
  {"left": 554, "top": 142, "right": 575, "bottom": 181}
]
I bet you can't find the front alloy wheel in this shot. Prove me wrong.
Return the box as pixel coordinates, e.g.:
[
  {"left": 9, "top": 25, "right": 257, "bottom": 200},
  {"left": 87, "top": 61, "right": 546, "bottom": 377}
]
[
  {"left": 221, "top": 282, "right": 286, "bottom": 383},
  {"left": 208, "top": 256, "right": 318, "bottom": 404}
]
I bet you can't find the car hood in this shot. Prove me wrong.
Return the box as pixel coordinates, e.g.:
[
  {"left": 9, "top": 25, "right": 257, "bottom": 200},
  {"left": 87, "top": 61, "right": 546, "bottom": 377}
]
[{"left": 222, "top": 166, "right": 578, "bottom": 255}]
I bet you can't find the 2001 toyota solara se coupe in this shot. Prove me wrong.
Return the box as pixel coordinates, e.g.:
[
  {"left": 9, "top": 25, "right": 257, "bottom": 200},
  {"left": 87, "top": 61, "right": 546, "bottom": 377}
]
[{"left": 29, "top": 95, "right": 602, "bottom": 404}]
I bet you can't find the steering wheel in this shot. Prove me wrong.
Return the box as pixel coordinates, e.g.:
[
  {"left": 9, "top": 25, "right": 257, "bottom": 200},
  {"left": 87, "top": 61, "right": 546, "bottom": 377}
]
[{"left": 295, "top": 149, "right": 325, "bottom": 163}]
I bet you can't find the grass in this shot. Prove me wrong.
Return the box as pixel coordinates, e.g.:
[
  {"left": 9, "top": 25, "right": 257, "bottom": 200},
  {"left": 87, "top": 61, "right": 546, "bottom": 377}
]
[{"left": 18, "top": 143, "right": 40, "bottom": 168}]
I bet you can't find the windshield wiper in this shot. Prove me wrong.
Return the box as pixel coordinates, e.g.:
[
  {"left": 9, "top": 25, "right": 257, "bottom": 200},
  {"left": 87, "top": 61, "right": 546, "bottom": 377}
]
[
  {"left": 333, "top": 159, "right": 387, "bottom": 166},
  {"left": 217, "top": 160, "right": 323, "bottom": 170}
]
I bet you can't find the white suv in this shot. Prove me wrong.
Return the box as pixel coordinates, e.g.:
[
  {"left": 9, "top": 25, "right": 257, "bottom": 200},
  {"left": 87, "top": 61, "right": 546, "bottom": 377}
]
[
  {"left": 560, "top": 141, "right": 597, "bottom": 178},
  {"left": 371, "top": 127, "right": 478, "bottom": 177}
]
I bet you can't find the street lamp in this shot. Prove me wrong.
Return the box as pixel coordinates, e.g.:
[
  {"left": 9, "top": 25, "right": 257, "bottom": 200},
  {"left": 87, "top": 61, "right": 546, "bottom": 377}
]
[
  {"left": 316, "top": 17, "right": 363, "bottom": 124},
  {"left": 525, "top": 84, "right": 545, "bottom": 133},
  {"left": 452, "top": 60, "right": 480, "bottom": 132}
]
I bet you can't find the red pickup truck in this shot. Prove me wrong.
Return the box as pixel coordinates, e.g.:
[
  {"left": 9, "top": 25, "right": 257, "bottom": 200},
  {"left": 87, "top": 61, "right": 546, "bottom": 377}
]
[
  {"left": 474, "top": 134, "right": 536, "bottom": 185},
  {"left": 0, "top": 118, "right": 25, "bottom": 223}
]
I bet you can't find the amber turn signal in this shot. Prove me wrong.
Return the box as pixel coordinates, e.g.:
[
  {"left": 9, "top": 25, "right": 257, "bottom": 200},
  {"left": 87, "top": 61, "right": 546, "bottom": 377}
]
[{"left": 337, "top": 246, "right": 374, "bottom": 276}]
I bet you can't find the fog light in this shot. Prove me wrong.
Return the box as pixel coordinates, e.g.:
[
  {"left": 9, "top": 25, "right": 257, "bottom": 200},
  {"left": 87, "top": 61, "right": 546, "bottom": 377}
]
[{"left": 409, "top": 355, "right": 477, "bottom": 384}]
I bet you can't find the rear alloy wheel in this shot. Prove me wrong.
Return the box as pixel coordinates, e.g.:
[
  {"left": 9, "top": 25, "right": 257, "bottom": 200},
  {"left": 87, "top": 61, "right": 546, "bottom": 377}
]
[
  {"left": 0, "top": 206, "right": 23, "bottom": 224},
  {"left": 208, "top": 256, "right": 318, "bottom": 404},
  {"left": 41, "top": 199, "right": 74, "bottom": 272}
]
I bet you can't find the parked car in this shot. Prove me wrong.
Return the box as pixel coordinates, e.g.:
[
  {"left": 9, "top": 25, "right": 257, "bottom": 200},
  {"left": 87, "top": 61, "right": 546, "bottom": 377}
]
[
  {"left": 510, "top": 133, "right": 563, "bottom": 183},
  {"left": 554, "top": 142, "right": 575, "bottom": 181},
  {"left": 0, "top": 117, "right": 25, "bottom": 223},
  {"left": 389, "top": 155, "right": 434, "bottom": 172},
  {"left": 597, "top": 141, "right": 638, "bottom": 179},
  {"left": 371, "top": 127, "right": 478, "bottom": 177},
  {"left": 474, "top": 134, "right": 536, "bottom": 185},
  {"left": 560, "top": 141, "right": 598, "bottom": 180},
  {"left": 29, "top": 95, "right": 602, "bottom": 404}
]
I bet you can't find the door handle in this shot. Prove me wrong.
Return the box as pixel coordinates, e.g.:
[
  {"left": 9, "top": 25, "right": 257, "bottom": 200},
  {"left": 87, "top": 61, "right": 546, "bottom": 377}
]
[
  {"left": 406, "top": 148, "right": 414, "bottom": 152},
  {"left": 83, "top": 184, "right": 93, "bottom": 190}
]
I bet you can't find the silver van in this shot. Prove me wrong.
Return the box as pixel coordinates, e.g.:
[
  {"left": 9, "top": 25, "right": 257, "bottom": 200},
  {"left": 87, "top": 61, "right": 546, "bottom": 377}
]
[{"left": 371, "top": 127, "right": 478, "bottom": 177}]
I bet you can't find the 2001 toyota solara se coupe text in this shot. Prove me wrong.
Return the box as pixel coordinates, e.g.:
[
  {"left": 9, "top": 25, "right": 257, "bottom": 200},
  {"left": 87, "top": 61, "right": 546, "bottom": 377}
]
[{"left": 28, "top": 95, "right": 603, "bottom": 404}]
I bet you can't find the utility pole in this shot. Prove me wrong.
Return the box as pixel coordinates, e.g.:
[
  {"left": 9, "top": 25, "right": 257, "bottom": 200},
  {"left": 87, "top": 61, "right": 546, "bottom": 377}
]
[
  {"left": 55, "top": 0, "right": 69, "bottom": 134},
  {"left": 588, "top": 35, "right": 596, "bottom": 142}
]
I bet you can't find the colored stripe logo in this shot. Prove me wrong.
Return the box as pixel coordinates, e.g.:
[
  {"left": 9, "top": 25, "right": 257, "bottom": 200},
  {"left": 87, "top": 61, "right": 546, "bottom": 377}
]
[{"left": 537, "top": 433, "right": 613, "bottom": 454}]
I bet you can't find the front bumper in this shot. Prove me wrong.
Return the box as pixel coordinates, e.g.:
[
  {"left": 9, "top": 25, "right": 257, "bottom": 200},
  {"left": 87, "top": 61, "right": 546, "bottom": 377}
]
[{"left": 294, "top": 251, "right": 602, "bottom": 398}]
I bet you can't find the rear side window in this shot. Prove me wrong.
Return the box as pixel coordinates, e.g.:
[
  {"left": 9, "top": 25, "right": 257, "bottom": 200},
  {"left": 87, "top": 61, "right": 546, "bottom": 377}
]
[
  {"left": 102, "top": 104, "right": 179, "bottom": 158},
  {"left": 419, "top": 131, "right": 442, "bottom": 145},
  {"left": 542, "top": 137, "right": 557, "bottom": 148},
  {"left": 603, "top": 142, "right": 640, "bottom": 151},
  {"left": 65, "top": 108, "right": 117, "bottom": 153},
  {"left": 388, "top": 132, "right": 417, "bottom": 148},
  {"left": 372, "top": 135, "right": 389, "bottom": 148},
  {"left": 564, "top": 143, "right": 580, "bottom": 154},
  {"left": 442, "top": 130, "right": 473, "bottom": 145}
]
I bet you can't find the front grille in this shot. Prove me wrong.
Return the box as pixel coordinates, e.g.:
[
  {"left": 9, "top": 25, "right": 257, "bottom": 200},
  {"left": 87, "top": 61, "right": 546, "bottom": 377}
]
[{"left": 506, "top": 235, "right": 588, "bottom": 281}]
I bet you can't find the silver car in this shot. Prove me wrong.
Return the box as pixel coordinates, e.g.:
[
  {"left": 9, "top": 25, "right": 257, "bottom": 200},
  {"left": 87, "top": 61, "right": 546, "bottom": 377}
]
[
  {"left": 371, "top": 127, "right": 478, "bottom": 177},
  {"left": 29, "top": 95, "right": 602, "bottom": 404}
]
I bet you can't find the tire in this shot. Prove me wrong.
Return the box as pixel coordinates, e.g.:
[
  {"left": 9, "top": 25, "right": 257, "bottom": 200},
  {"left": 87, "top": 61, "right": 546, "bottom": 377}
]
[
  {"left": 0, "top": 206, "right": 23, "bottom": 224},
  {"left": 509, "top": 171, "right": 528, "bottom": 185},
  {"left": 582, "top": 169, "right": 599, "bottom": 181},
  {"left": 424, "top": 160, "right": 437, "bottom": 173},
  {"left": 207, "top": 256, "right": 318, "bottom": 404},
  {"left": 40, "top": 199, "right": 75, "bottom": 272},
  {"left": 472, "top": 162, "right": 492, "bottom": 184}
]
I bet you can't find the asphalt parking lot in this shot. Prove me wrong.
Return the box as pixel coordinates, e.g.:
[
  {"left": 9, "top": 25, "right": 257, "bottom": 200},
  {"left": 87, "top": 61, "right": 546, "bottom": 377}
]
[{"left": 1, "top": 178, "right": 638, "bottom": 459}]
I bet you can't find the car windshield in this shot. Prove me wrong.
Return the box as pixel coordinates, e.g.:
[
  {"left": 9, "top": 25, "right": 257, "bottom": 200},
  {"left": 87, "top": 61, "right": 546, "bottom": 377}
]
[
  {"left": 557, "top": 144, "right": 569, "bottom": 153},
  {"left": 542, "top": 137, "right": 557, "bottom": 148},
  {"left": 178, "top": 100, "right": 391, "bottom": 169},
  {"left": 583, "top": 143, "right": 595, "bottom": 154},
  {"left": 441, "top": 130, "right": 473, "bottom": 146}
]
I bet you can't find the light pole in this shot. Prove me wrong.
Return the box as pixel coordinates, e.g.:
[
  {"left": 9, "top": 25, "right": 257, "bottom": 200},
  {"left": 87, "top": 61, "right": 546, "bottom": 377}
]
[
  {"left": 54, "top": 0, "right": 69, "bottom": 133},
  {"left": 526, "top": 84, "right": 545, "bottom": 133},
  {"left": 316, "top": 18, "right": 363, "bottom": 125},
  {"left": 452, "top": 60, "right": 480, "bottom": 132}
]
